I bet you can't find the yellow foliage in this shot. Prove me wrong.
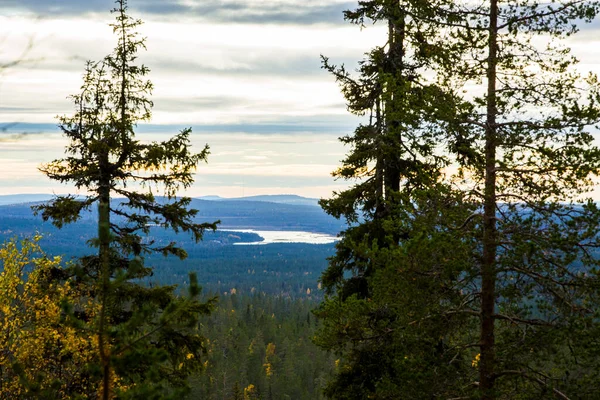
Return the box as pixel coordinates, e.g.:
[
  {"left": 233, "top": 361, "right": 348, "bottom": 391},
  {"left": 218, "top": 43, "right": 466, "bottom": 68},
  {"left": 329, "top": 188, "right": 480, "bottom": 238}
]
[
  {"left": 262, "top": 342, "right": 276, "bottom": 378},
  {"left": 263, "top": 362, "right": 273, "bottom": 377},
  {"left": 265, "top": 342, "right": 276, "bottom": 358},
  {"left": 243, "top": 383, "right": 256, "bottom": 399},
  {"left": 0, "top": 237, "right": 97, "bottom": 398},
  {"left": 472, "top": 353, "right": 481, "bottom": 368}
]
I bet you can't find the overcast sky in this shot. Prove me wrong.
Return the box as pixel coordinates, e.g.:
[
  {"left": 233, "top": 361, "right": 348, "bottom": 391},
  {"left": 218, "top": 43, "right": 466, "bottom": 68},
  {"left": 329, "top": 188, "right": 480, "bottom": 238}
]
[
  {"left": 0, "top": 0, "right": 385, "bottom": 198},
  {"left": 1, "top": 0, "right": 600, "bottom": 199}
]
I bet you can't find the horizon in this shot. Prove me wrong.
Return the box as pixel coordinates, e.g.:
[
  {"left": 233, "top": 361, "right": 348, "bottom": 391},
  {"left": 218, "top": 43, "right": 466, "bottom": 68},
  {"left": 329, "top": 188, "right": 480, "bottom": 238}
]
[{"left": 0, "top": 192, "right": 319, "bottom": 199}]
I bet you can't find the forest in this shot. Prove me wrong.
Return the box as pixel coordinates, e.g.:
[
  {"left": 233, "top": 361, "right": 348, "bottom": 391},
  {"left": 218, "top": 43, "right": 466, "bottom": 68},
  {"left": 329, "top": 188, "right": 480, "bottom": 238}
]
[{"left": 3, "top": 0, "right": 600, "bottom": 399}]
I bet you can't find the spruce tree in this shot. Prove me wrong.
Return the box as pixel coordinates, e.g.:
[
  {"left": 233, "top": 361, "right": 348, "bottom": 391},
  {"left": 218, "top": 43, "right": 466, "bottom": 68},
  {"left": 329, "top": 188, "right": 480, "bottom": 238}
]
[
  {"left": 318, "top": 0, "right": 457, "bottom": 297},
  {"left": 33, "top": 1, "right": 217, "bottom": 398},
  {"left": 314, "top": 0, "right": 476, "bottom": 397}
]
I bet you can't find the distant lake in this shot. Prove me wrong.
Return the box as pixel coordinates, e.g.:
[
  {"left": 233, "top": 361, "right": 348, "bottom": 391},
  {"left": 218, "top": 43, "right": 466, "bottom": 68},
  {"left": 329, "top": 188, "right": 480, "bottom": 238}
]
[{"left": 224, "top": 229, "right": 339, "bottom": 245}]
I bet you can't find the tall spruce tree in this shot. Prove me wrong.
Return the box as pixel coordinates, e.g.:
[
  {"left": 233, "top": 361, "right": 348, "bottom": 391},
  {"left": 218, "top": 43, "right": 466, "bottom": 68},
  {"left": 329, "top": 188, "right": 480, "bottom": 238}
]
[
  {"left": 318, "top": 0, "right": 457, "bottom": 297},
  {"left": 314, "top": 1, "right": 478, "bottom": 397},
  {"left": 34, "top": 1, "right": 217, "bottom": 398}
]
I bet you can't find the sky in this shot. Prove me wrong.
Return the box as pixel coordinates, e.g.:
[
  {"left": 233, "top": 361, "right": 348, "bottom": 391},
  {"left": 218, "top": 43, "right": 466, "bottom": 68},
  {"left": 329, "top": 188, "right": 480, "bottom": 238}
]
[
  {"left": 0, "top": 0, "right": 386, "bottom": 199},
  {"left": 1, "top": 1, "right": 600, "bottom": 199}
]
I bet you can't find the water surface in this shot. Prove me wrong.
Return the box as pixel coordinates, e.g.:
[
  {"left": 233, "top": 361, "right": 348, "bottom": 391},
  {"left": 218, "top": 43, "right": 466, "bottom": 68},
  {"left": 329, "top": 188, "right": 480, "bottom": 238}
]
[{"left": 224, "top": 229, "right": 338, "bottom": 245}]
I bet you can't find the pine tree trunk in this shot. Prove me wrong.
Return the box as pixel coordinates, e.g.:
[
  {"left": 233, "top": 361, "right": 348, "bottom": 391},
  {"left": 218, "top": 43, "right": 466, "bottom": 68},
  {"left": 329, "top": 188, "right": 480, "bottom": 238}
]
[
  {"left": 480, "top": 0, "right": 498, "bottom": 398},
  {"left": 98, "top": 179, "right": 112, "bottom": 400}
]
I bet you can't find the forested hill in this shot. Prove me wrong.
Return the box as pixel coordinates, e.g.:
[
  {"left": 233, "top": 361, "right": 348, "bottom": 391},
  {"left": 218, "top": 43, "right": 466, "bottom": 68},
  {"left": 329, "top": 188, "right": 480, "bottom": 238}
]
[{"left": 187, "top": 198, "right": 340, "bottom": 232}]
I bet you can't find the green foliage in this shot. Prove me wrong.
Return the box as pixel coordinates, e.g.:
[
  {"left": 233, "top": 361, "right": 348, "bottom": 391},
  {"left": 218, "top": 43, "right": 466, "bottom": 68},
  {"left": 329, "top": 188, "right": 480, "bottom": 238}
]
[
  {"left": 315, "top": 1, "right": 473, "bottom": 397},
  {"left": 435, "top": 0, "right": 600, "bottom": 397},
  {"left": 316, "top": 187, "right": 479, "bottom": 398},
  {"left": 316, "top": 0, "right": 600, "bottom": 399},
  {"left": 31, "top": 1, "right": 217, "bottom": 398},
  {"left": 188, "top": 294, "right": 335, "bottom": 400}
]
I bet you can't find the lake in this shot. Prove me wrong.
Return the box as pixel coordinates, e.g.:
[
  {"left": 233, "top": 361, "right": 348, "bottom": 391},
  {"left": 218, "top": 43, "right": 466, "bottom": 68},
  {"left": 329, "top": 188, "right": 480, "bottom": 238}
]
[{"left": 223, "top": 229, "right": 339, "bottom": 245}]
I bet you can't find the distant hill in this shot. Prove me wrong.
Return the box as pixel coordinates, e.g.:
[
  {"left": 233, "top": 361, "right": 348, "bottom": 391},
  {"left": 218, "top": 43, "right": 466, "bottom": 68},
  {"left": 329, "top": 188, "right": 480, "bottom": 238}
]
[
  {"left": 198, "top": 195, "right": 225, "bottom": 201},
  {"left": 0, "top": 194, "right": 54, "bottom": 205},
  {"left": 2, "top": 193, "right": 321, "bottom": 207},
  {"left": 0, "top": 195, "right": 344, "bottom": 236},
  {"left": 198, "top": 194, "right": 320, "bottom": 207}
]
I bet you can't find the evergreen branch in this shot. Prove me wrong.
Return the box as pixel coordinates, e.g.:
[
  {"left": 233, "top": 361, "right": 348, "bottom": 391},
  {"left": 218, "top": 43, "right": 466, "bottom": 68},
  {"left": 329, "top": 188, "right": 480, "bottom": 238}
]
[
  {"left": 497, "top": 1, "right": 586, "bottom": 31},
  {"left": 448, "top": 212, "right": 483, "bottom": 231},
  {"left": 494, "top": 370, "right": 571, "bottom": 400},
  {"left": 491, "top": 313, "right": 556, "bottom": 327}
]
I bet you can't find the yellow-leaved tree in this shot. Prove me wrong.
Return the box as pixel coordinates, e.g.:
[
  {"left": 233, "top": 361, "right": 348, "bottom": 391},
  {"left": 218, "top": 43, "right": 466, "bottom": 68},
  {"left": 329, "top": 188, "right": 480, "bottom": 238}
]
[{"left": 0, "top": 237, "right": 98, "bottom": 399}]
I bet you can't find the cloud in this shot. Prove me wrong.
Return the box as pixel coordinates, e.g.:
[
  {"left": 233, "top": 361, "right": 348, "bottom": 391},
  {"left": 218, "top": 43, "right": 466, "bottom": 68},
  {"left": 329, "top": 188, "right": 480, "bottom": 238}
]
[
  {"left": 196, "top": 173, "right": 339, "bottom": 187},
  {"left": 0, "top": 106, "right": 43, "bottom": 113},
  {"left": 1, "top": 0, "right": 108, "bottom": 16},
  {"left": 2, "top": 0, "right": 354, "bottom": 25},
  {"left": 0, "top": 128, "right": 350, "bottom": 198},
  {"left": 147, "top": 53, "right": 362, "bottom": 79},
  {"left": 243, "top": 155, "right": 269, "bottom": 160},
  {"left": 0, "top": 2, "right": 371, "bottom": 200},
  {"left": 0, "top": 114, "right": 360, "bottom": 135},
  {"left": 152, "top": 96, "right": 251, "bottom": 112},
  {"left": 150, "top": 56, "right": 322, "bottom": 78},
  {"left": 138, "top": 0, "right": 353, "bottom": 25},
  {"left": 0, "top": 9, "right": 385, "bottom": 127}
]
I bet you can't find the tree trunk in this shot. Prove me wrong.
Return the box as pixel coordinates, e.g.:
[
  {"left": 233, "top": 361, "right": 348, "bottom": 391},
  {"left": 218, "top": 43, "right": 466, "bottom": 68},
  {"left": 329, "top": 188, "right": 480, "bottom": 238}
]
[
  {"left": 381, "top": 6, "right": 405, "bottom": 248},
  {"left": 480, "top": 0, "right": 498, "bottom": 398},
  {"left": 98, "top": 178, "right": 111, "bottom": 400},
  {"left": 384, "top": 9, "right": 405, "bottom": 200}
]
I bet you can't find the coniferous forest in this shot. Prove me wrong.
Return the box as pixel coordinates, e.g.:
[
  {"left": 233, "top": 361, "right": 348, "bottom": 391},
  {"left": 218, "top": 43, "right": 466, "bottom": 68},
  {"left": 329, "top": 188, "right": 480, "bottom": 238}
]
[{"left": 3, "top": 0, "right": 600, "bottom": 399}]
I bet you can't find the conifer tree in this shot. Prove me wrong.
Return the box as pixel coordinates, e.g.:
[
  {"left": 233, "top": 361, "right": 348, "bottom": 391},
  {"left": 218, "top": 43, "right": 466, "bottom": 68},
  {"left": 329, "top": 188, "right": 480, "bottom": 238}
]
[
  {"left": 33, "top": 1, "right": 217, "bottom": 398},
  {"left": 314, "top": 0, "right": 477, "bottom": 397},
  {"left": 317, "top": 0, "right": 600, "bottom": 399},
  {"left": 434, "top": 0, "right": 600, "bottom": 397},
  {"left": 318, "top": 0, "right": 457, "bottom": 297}
]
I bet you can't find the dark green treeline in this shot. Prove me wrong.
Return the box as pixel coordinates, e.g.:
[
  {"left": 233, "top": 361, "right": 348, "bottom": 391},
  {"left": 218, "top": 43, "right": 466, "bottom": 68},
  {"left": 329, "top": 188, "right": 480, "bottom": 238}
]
[{"left": 188, "top": 294, "right": 335, "bottom": 400}]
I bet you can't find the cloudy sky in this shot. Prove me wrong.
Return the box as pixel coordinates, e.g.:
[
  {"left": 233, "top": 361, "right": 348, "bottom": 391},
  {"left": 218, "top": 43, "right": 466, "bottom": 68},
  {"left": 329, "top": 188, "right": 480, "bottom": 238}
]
[
  {"left": 2, "top": 0, "right": 600, "bottom": 199},
  {"left": 0, "top": 0, "right": 388, "bottom": 198}
]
